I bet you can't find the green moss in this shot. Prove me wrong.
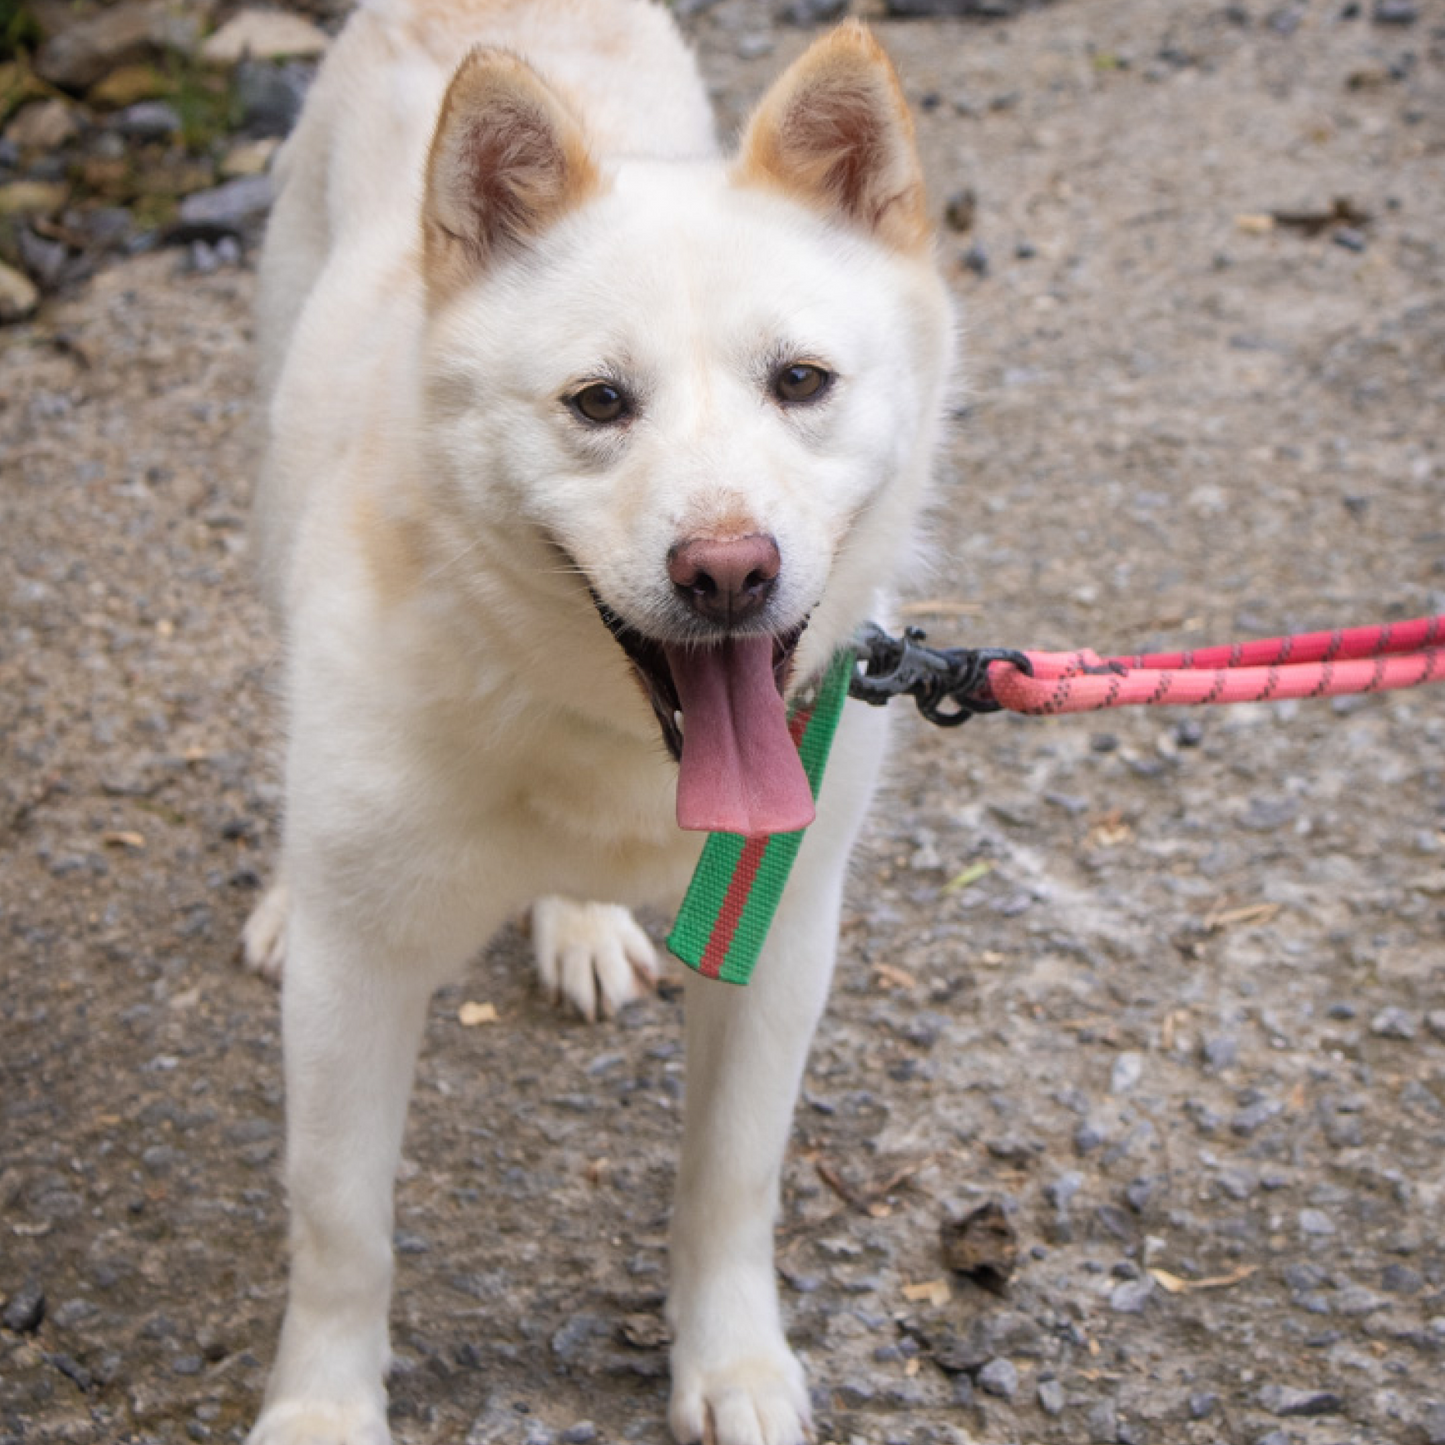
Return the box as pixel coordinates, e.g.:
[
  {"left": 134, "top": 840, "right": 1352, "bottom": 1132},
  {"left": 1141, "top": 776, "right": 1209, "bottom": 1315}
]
[
  {"left": 0, "top": 0, "right": 43, "bottom": 64},
  {"left": 163, "top": 54, "right": 242, "bottom": 154}
]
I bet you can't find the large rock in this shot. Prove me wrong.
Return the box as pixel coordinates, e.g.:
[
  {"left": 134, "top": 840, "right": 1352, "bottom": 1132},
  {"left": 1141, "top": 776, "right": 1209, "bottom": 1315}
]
[
  {"left": 201, "top": 9, "right": 329, "bottom": 64},
  {"left": 4, "top": 98, "right": 83, "bottom": 153},
  {"left": 35, "top": 0, "right": 210, "bottom": 91},
  {"left": 173, "top": 173, "right": 273, "bottom": 239}
]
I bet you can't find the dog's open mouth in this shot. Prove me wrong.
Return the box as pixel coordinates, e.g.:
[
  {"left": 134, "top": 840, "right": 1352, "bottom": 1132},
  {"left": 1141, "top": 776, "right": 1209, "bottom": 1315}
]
[{"left": 594, "top": 600, "right": 814, "bottom": 837}]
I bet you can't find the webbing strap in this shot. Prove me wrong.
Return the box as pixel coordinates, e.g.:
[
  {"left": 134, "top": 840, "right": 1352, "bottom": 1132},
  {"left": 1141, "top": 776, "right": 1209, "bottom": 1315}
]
[{"left": 667, "top": 648, "right": 853, "bottom": 985}]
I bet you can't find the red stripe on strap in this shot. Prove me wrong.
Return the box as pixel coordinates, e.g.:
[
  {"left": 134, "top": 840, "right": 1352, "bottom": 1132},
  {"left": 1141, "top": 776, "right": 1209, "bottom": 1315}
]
[
  {"left": 697, "top": 834, "right": 769, "bottom": 979},
  {"left": 695, "top": 702, "right": 817, "bottom": 979}
]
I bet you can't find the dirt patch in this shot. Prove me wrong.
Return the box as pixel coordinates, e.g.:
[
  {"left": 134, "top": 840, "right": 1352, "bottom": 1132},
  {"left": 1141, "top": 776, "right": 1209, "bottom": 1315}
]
[{"left": 2, "top": 2, "right": 1443, "bottom": 1442}]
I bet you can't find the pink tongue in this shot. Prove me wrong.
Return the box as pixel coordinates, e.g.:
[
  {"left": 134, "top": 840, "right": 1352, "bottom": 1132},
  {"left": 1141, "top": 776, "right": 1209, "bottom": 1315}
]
[{"left": 666, "top": 636, "right": 815, "bottom": 836}]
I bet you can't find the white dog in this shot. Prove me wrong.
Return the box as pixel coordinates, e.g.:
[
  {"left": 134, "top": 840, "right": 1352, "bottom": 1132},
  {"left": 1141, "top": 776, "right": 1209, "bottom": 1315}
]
[{"left": 242, "top": 2, "right": 951, "bottom": 1441}]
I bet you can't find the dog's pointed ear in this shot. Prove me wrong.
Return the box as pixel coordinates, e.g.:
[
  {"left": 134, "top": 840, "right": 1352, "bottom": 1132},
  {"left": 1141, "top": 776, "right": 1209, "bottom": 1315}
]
[
  {"left": 422, "top": 48, "right": 601, "bottom": 297},
  {"left": 733, "top": 22, "right": 930, "bottom": 253}
]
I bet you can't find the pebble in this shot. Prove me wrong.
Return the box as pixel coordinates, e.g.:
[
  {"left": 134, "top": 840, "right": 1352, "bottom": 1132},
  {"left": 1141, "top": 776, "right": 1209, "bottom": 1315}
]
[
  {"left": 1109, "top": 1277, "right": 1154, "bottom": 1313},
  {"left": 1372, "top": 0, "right": 1418, "bottom": 21},
  {"left": 779, "top": 0, "right": 848, "bottom": 21},
  {"left": 1110, "top": 1052, "right": 1143, "bottom": 1094},
  {"left": 1421, "top": 1402, "right": 1445, "bottom": 1445},
  {"left": 1038, "top": 1376, "right": 1065, "bottom": 1415},
  {"left": 235, "top": 59, "right": 314, "bottom": 137},
  {"left": 0, "top": 259, "right": 40, "bottom": 323},
  {"left": 176, "top": 175, "right": 274, "bottom": 237},
  {"left": 1086, "top": 1398, "right": 1118, "bottom": 1442},
  {"left": 2, "top": 1281, "right": 46, "bottom": 1333},
  {"left": 1370, "top": 1006, "right": 1417, "bottom": 1039},
  {"left": 1299, "top": 1208, "right": 1336, "bottom": 1236},
  {"left": 1201, "top": 1033, "right": 1238, "bottom": 1072},
  {"left": 943, "top": 187, "right": 977, "bottom": 234},
  {"left": 977, "top": 1356, "right": 1018, "bottom": 1399},
  {"left": 1231, "top": 1097, "right": 1282, "bottom": 1137},
  {"left": 1123, "top": 1177, "right": 1153, "bottom": 1213},
  {"left": 4, "top": 99, "right": 82, "bottom": 153},
  {"left": 559, "top": 1424, "right": 597, "bottom": 1444},
  {"left": 1188, "top": 1390, "right": 1218, "bottom": 1419},
  {"left": 111, "top": 100, "right": 182, "bottom": 143},
  {"left": 1382, "top": 1262, "right": 1424, "bottom": 1295},
  {"left": 1258, "top": 1383, "right": 1344, "bottom": 1416}
]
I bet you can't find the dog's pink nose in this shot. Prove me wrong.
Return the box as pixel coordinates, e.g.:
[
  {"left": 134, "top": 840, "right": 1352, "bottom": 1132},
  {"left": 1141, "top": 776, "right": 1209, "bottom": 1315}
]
[{"left": 668, "top": 534, "right": 781, "bottom": 626}]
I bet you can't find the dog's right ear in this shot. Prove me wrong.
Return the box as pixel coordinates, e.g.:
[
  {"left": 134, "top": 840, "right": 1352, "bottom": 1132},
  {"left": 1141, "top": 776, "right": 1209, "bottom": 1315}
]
[{"left": 422, "top": 48, "right": 601, "bottom": 300}]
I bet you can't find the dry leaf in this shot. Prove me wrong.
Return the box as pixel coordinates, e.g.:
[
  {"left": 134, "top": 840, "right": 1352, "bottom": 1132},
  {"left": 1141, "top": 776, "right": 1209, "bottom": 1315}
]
[
  {"left": 872, "top": 962, "right": 918, "bottom": 991},
  {"left": 1207, "top": 902, "right": 1282, "bottom": 931},
  {"left": 457, "top": 1001, "right": 498, "bottom": 1027},
  {"left": 898, "top": 599, "right": 984, "bottom": 617},
  {"left": 944, "top": 860, "right": 994, "bottom": 893},
  {"left": 902, "top": 1278, "right": 952, "bottom": 1307},
  {"left": 1148, "top": 1263, "right": 1257, "bottom": 1294},
  {"left": 101, "top": 829, "right": 145, "bottom": 849}
]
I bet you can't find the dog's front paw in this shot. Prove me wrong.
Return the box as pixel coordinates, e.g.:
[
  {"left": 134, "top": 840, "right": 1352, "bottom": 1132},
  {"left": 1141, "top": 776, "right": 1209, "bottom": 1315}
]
[
  {"left": 241, "top": 880, "right": 289, "bottom": 983},
  {"left": 529, "top": 896, "right": 659, "bottom": 1021},
  {"left": 247, "top": 1399, "right": 390, "bottom": 1445},
  {"left": 669, "top": 1349, "right": 811, "bottom": 1445}
]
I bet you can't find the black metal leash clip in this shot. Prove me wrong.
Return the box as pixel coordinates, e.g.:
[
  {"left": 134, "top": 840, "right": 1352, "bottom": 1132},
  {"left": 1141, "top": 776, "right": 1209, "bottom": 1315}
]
[{"left": 849, "top": 622, "right": 1035, "bottom": 727}]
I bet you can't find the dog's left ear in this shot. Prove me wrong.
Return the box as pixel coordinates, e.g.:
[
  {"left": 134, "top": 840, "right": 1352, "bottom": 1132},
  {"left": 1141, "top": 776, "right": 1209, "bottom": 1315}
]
[
  {"left": 734, "top": 22, "right": 929, "bottom": 254},
  {"left": 422, "top": 47, "right": 601, "bottom": 299}
]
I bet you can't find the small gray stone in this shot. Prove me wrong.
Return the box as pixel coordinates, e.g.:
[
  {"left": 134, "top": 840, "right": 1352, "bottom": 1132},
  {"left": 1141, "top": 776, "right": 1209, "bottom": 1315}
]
[
  {"left": 1110, "top": 1052, "right": 1143, "bottom": 1095},
  {"left": 2, "top": 1281, "right": 45, "bottom": 1333},
  {"left": 977, "top": 1356, "right": 1018, "bottom": 1399},
  {"left": 1086, "top": 1398, "right": 1118, "bottom": 1442},
  {"left": 111, "top": 101, "right": 182, "bottom": 141},
  {"left": 1038, "top": 1377, "right": 1065, "bottom": 1415},
  {"left": 1201, "top": 1034, "right": 1238, "bottom": 1072},
  {"left": 779, "top": 0, "right": 848, "bottom": 22},
  {"left": 1370, "top": 1006, "right": 1418, "bottom": 1040},
  {"left": 176, "top": 175, "right": 274, "bottom": 236},
  {"left": 1109, "top": 1277, "right": 1154, "bottom": 1314},
  {"left": 235, "top": 59, "right": 314, "bottom": 137},
  {"left": 1299, "top": 1208, "right": 1336, "bottom": 1236},
  {"left": 1259, "top": 1383, "right": 1344, "bottom": 1416},
  {"left": 1188, "top": 1391, "right": 1218, "bottom": 1419},
  {"left": 1381, "top": 1262, "right": 1423, "bottom": 1295},
  {"left": 559, "top": 1424, "right": 598, "bottom": 1445},
  {"left": 1231, "top": 1098, "right": 1281, "bottom": 1136},
  {"left": 1420, "top": 1401, "right": 1445, "bottom": 1445},
  {"left": 1123, "top": 1177, "right": 1153, "bottom": 1214}
]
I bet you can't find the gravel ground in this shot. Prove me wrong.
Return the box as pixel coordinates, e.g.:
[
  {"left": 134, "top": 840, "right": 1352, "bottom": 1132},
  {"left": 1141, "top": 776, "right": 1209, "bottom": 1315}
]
[{"left": 3, "top": 2, "right": 1444, "bottom": 1443}]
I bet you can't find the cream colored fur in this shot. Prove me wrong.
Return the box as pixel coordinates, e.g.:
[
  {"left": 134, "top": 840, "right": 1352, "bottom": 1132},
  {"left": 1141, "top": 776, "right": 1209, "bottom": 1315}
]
[{"left": 243, "top": 3, "right": 952, "bottom": 1442}]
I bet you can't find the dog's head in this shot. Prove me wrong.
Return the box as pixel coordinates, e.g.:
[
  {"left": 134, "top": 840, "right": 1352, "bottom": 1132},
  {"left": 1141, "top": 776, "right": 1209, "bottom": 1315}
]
[{"left": 418, "top": 24, "right": 952, "bottom": 836}]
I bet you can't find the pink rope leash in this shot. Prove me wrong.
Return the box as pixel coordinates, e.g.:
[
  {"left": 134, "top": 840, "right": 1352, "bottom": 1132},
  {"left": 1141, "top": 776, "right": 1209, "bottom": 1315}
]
[{"left": 985, "top": 614, "right": 1445, "bottom": 716}]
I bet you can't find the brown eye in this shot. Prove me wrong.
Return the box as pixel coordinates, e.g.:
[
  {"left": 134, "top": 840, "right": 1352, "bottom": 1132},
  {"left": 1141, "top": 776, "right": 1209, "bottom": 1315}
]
[
  {"left": 773, "top": 362, "right": 832, "bottom": 405},
  {"left": 570, "top": 382, "right": 631, "bottom": 425}
]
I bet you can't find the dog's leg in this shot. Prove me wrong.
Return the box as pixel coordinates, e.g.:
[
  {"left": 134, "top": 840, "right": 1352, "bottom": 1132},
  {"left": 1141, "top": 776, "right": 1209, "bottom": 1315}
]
[
  {"left": 530, "top": 895, "right": 660, "bottom": 1021},
  {"left": 667, "top": 708, "right": 886, "bottom": 1445},
  {"left": 248, "top": 895, "right": 456, "bottom": 1445}
]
